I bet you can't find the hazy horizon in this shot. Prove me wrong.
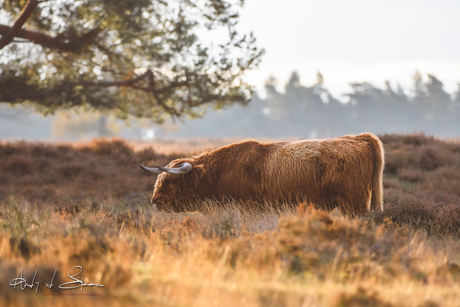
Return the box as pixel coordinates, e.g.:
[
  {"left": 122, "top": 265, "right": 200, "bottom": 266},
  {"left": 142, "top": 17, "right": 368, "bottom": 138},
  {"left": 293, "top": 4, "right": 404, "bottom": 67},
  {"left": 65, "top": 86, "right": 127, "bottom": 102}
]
[{"left": 236, "top": 0, "right": 460, "bottom": 98}]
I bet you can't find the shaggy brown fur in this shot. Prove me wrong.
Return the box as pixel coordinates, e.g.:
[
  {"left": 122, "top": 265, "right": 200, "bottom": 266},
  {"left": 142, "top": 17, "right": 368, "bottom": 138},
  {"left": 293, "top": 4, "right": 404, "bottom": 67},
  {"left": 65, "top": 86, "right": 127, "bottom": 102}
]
[{"left": 147, "top": 133, "right": 384, "bottom": 216}]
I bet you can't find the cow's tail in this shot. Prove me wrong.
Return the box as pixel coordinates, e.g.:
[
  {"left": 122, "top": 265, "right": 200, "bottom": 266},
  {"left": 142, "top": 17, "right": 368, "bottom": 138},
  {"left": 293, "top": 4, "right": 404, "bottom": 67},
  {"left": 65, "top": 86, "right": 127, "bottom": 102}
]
[
  {"left": 356, "top": 133, "right": 384, "bottom": 211},
  {"left": 367, "top": 133, "right": 384, "bottom": 211}
]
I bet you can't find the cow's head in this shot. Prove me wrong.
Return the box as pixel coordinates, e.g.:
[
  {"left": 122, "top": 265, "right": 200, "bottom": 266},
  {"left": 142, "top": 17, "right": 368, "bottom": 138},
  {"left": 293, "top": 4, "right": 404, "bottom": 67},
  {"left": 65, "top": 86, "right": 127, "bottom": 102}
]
[{"left": 138, "top": 159, "right": 206, "bottom": 211}]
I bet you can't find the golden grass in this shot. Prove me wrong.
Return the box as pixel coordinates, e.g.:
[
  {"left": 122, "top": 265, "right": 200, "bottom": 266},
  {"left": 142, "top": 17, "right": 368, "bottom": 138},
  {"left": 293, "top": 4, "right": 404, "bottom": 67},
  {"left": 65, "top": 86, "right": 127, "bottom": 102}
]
[{"left": 2, "top": 198, "right": 460, "bottom": 307}]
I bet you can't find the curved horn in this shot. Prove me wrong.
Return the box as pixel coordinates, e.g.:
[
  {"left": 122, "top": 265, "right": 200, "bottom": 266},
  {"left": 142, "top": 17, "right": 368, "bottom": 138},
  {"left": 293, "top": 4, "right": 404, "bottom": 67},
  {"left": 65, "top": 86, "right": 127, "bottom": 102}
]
[
  {"left": 138, "top": 163, "right": 162, "bottom": 174},
  {"left": 157, "top": 162, "right": 193, "bottom": 174}
]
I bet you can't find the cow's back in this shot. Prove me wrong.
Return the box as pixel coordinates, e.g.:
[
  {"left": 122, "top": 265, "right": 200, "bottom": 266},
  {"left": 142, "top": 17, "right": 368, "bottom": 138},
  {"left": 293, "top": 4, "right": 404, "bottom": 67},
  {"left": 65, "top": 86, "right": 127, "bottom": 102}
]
[{"left": 263, "top": 136, "right": 374, "bottom": 204}]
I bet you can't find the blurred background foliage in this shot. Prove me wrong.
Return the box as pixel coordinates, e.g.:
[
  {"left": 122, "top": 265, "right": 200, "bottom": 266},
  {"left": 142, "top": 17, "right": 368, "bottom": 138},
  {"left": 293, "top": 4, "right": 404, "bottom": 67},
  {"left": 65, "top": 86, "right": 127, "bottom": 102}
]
[{"left": 0, "top": 1, "right": 459, "bottom": 140}]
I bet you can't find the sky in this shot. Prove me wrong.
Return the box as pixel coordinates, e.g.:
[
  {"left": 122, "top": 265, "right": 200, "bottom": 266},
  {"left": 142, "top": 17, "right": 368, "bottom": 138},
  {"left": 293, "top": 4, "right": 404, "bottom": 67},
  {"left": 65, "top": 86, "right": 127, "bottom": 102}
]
[{"left": 234, "top": 0, "right": 460, "bottom": 99}]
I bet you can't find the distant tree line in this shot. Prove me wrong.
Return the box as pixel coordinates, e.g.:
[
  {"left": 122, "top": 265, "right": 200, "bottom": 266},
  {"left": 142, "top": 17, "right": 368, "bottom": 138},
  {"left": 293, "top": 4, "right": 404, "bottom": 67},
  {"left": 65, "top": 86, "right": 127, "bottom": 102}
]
[
  {"left": 1, "top": 71, "right": 459, "bottom": 140},
  {"left": 165, "top": 71, "right": 460, "bottom": 139}
]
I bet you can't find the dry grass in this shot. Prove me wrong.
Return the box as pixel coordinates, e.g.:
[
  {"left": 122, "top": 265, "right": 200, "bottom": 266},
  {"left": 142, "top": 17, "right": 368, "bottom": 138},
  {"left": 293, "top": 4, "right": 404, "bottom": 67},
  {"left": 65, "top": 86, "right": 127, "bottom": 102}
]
[{"left": 1, "top": 134, "right": 460, "bottom": 306}]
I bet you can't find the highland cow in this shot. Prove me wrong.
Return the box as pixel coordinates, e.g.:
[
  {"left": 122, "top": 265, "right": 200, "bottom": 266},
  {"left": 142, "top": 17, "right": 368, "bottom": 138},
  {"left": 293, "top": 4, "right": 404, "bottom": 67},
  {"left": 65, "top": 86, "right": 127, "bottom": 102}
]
[{"left": 139, "top": 133, "right": 384, "bottom": 216}]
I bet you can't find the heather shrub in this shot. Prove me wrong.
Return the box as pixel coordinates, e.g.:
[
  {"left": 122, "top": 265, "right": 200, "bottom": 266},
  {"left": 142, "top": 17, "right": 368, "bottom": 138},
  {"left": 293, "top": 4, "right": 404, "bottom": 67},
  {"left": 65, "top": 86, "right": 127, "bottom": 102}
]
[
  {"left": 376, "top": 133, "right": 460, "bottom": 236},
  {"left": 0, "top": 139, "right": 184, "bottom": 204},
  {"left": 365, "top": 193, "right": 460, "bottom": 236},
  {"left": 381, "top": 133, "right": 459, "bottom": 175},
  {"left": 379, "top": 133, "right": 434, "bottom": 147},
  {"left": 421, "top": 167, "right": 460, "bottom": 197},
  {"left": 276, "top": 205, "right": 409, "bottom": 280},
  {"left": 418, "top": 145, "right": 445, "bottom": 171},
  {"left": 397, "top": 168, "right": 424, "bottom": 183}
]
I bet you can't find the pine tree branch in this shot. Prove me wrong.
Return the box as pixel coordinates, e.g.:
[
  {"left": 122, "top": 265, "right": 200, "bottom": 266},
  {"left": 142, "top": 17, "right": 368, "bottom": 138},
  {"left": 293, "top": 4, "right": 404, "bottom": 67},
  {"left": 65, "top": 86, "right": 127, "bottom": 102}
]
[
  {"left": 0, "top": 0, "right": 40, "bottom": 50},
  {"left": 0, "top": 71, "right": 154, "bottom": 102},
  {"left": 0, "top": 24, "right": 103, "bottom": 52}
]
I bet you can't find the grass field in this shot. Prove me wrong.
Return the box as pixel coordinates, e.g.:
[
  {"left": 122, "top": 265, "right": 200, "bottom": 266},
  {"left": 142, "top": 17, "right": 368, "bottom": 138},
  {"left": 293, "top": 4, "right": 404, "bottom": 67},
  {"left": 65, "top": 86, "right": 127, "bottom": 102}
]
[{"left": 1, "top": 134, "right": 460, "bottom": 306}]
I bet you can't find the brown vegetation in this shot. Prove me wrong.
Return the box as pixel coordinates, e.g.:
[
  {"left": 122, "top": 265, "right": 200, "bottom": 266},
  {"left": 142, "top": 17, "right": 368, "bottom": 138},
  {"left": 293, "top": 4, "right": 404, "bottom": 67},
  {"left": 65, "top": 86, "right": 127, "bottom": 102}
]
[
  {"left": 0, "top": 138, "right": 183, "bottom": 203},
  {"left": 1, "top": 134, "right": 460, "bottom": 306},
  {"left": 369, "top": 134, "right": 460, "bottom": 236}
]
